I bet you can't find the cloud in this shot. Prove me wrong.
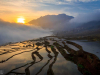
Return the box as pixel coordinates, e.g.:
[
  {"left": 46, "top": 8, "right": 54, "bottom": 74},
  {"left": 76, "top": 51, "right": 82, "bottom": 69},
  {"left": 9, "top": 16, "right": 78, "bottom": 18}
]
[
  {"left": 51, "top": 10, "right": 100, "bottom": 33},
  {"left": 70, "top": 10, "right": 100, "bottom": 23},
  {"left": 0, "top": 20, "right": 51, "bottom": 45},
  {"left": 65, "top": 0, "right": 98, "bottom": 2},
  {"left": 0, "top": 0, "right": 99, "bottom": 23}
]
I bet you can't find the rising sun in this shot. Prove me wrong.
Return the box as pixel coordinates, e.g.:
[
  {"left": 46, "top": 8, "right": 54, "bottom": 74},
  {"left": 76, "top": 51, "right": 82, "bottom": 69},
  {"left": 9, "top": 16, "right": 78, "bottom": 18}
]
[{"left": 17, "top": 18, "right": 25, "bottom": 24}]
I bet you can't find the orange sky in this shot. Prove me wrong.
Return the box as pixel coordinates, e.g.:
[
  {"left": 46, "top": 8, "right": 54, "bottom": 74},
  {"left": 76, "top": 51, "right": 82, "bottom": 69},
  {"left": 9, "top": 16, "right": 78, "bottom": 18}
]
[
  {"left": 0, "top": 0, "right": 75, "bottom": 23},
  {"left": 0, "top": 0, "right": 60, "bottom": 23},
  {"left": 0, "top": 0, "right": 99, "bottom": 23},
  {"left": 0, "top": 9, "right": 59, "bottom": 23}
]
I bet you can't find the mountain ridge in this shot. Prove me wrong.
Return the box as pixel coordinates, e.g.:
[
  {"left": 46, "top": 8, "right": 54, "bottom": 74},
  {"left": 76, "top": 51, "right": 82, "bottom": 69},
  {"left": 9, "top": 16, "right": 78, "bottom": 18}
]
[{"left": 28, "top": 14, "right": 74, "bottom": 29}]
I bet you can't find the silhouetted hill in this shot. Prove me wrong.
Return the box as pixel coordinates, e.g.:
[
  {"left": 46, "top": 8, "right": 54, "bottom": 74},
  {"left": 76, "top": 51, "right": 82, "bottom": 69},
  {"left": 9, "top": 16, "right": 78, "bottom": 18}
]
[
  {"left": 28, "top": 14, "right": 74, "bottom": 29},
  {"left": 28, "top": 14, "right": 100, "bottom": 37}
]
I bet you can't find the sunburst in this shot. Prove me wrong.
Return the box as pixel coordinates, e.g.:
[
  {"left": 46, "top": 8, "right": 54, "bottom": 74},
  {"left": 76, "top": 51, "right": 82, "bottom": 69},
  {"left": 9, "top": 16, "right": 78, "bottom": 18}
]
[{"left": 17, "top": 18, "right": 25, "bottom": 24}]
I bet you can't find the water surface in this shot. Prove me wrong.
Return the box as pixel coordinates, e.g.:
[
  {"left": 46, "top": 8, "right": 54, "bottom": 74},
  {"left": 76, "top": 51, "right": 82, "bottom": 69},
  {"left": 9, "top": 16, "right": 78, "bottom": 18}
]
[{"left": 0, "top": 37, "right": 100, "bottom": 75}]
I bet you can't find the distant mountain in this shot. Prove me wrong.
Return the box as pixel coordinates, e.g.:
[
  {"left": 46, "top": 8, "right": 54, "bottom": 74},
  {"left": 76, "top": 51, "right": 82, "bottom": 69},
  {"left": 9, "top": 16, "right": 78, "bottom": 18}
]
[
  {"left": 28, "top": 14, "right": 100, "bottom": 37},
  {"left": 77, "top": 21, "right": 100, "bottom": 30},
  {"left": 28, "top": 14, "right": 74, "bottom": 29},
  {"left": 61, "top": 21, "right": 100, "bottom": 37}
]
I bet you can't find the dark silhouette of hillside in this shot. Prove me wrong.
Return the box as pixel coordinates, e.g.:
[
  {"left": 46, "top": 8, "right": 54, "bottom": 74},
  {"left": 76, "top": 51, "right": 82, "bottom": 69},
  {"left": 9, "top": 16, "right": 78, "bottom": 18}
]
[
  {"left": 28, "top": 14, "right": 74, "bottom": 29},
  {"left": 28, "top": 14, "right": 100, "bottom": 37}
]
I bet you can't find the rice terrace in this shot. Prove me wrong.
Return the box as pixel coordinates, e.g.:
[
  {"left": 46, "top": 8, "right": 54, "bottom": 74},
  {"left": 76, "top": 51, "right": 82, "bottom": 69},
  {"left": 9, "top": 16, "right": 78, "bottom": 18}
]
[{"left": 0, "top": 36, "right": 100, "bottom": 75}]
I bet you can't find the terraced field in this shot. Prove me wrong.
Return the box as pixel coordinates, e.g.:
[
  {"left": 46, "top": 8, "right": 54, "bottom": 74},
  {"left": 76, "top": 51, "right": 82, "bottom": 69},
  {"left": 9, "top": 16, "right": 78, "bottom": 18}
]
[{"left": 0, "top": 36, "right": 100, "bottom": 75}]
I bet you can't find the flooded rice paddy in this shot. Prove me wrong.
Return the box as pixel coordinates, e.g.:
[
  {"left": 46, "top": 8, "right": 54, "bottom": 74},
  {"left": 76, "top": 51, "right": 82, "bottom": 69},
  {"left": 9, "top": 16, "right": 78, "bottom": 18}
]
[{"left": 0, "top": 36, "right": 100, "bottom": 75}]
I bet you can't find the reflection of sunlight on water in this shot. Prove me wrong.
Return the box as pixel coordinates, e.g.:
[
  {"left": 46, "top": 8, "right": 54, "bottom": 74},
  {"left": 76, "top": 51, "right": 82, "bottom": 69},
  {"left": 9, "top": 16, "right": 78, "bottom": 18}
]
[
  {"left": 0, "top": 49, "right": 33, "bottom": 60},
  {"left": 29, "top": 48, "right": 50, "bottom": 75},
  {"left": 47, "top": 47, "right": 54, "bottom": 56},
  {"left": 0, "top": 51, "right": 34, "bottom": 74},
  {"left": 0, "top": 41, "right": 38, "bottom": 74},
  {"left": 1, "top": 37, "right": 100, "bottom": 75}
]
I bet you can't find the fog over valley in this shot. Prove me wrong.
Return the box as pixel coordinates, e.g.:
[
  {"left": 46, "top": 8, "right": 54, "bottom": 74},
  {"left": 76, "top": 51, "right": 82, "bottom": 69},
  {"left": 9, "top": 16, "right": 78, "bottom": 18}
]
[{"left": 0, "top": 20, "right": 51, "bottom": 45}]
